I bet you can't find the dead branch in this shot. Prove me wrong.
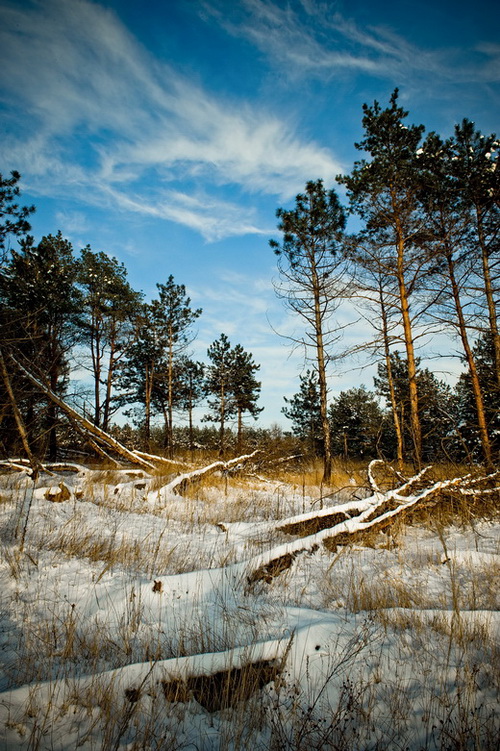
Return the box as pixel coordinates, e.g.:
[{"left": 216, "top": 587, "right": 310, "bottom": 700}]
[
  {"left": 132, "top": 450, "right": 190, "bottom": 468},
  {"left": 86, "top": 438, "right": 122, "bottom": 467},
  {"left": 0, "top": 349, "right": 41, "bottom": 479}
]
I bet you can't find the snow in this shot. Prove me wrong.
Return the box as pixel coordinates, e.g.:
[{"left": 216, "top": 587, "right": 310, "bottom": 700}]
[{"left": 0, "top": 465, "right": 499, "bottom": 749}]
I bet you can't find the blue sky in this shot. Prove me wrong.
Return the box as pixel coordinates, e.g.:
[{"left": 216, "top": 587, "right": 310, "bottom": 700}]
[{"left": 1, "top": 0, "right": 499, "bottom": 428}]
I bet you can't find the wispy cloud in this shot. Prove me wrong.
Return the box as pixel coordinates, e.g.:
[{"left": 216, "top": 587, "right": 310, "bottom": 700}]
[
  {"left": 0, "top": 0, "right": 340, "bottom": 240},
  {"left": 204, "top": 0, "right": 500, "bottom": 85},
  {"left": 102, "top": 186, "right": 271, "bottom": 242}
]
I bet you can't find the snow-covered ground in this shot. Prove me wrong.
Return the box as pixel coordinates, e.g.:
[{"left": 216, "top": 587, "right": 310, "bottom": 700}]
[{"left": 0, "top": 465, "right": 498, "bottom": 750}]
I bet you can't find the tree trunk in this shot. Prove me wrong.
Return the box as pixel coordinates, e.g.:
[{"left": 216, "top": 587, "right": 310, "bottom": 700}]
[
  {"left": 379, "top": 285, "right": 404, "bottom": 470},
  {"left": 91, "top": 320, "right": 102, "bottom": 427},
  {"left": 144, "top": 362, "right": 154, "bottom": 452},
  {"left": 102, "top": 325, "right": 117, "bottom": 433},
  {"left": 394, "top": 209, "right": 421, "bottom": 467},
  {"left": 47, "top": 342, "right": 60, "bottom": 462},
  {"left": 219, "top": 382, "right": 226, "bottom": 458},
  {"left": 237, "top": 407, "right": 243, "bottom": 454},
  {"left": 10, "top": 354, "right": 156, "bottom": 470},
  {"left": 445, "top": 243, "right": 493, "bottom": 467},
  {"left": 167, "top": 332, "right": 174, "bottom": 459},
  {"left": 161, "top": 402, "right": 170, "bottom": 452},
  {"left": 311, "top": 260, "right": 332, "bottom": 483},
  {"left": 188, "top": 403, "right": 194, "bottom": 453},
  {"left": 0, "top": 349, "right": 39, "bottom": 477},
  {"left": 476, "top": 205, "right": 500, "bottom": 389}
]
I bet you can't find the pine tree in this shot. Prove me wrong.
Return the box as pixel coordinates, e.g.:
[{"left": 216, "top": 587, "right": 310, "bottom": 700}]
[
  {"left": 77, "top": 247, "right": 143, "bottom": 429},
  {"left": 282, "top": 370, "right": 323, "bottom": 456},
  {"left": 204, "top": 333, "right": 237, "bottom": 457},
  {"left": 455, "top": 333, "right": 500, "bottom": 462},
  {"left": 339, "top": 90, "right": 429, "bottom": 467},
  {"left": 116, "top": 278, "right": 201, "bottom": 453},
  {"left": 115, "top": 304, "right": 165, "bottom": 451},
  {"left": 0, "top": 232, "right": 80, "bottom": 459},
  {"left": 450, "top": 121, "right": 500, "bottom": 391},
  {"left": 271, "top": 179, "right": 348, "bottom": 483},
  {"left": 417, "top": 131, "right": 494, "bottom": 467},
  {"left": 176, "top": 358, "right": 205, "bottom": 452},
  {"left": 0, "top": 170, "right": 35, "bottom": 258},
  {"left": 329, "top": 386, "right": 385, "bottom": 460},
  {"left": 375, "top": 353, "right": 456, "bottom": 463},
  {"left": 153, "top": 276, "right": 202, "bottom": 456},
  {"left": 231, "top": 344, "right": 263, "bottom": 452}
]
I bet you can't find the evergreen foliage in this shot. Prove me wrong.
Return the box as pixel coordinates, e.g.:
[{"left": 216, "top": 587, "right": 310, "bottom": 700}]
[
  {"left": 329, "top": 386, "right": 385, "bottom": 460},
  {"left": 0, "top": 170, "right": 35, "bottom": 256},
  {"left": 0, "top": 233, "right": 81, "bottom": 459},
  {"left": 282, "top": 371, "right": 323, "bottom": 455},
  {"left": 456, "top": 333, "right": 500, "bottom": 461},
  {"left": 374, "top": 352, "right": 456, "bottom": 463},
  {"left": 77, "top": 247, "right": 143, "bottom": 429},
  {"left": 204, "top": 334, "right": 262, "bottom": 456}
]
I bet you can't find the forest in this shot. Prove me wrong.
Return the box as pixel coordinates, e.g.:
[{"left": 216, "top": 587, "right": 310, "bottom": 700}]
[{"left": 0, "top": 90, "right": 498, "bottom": 474}]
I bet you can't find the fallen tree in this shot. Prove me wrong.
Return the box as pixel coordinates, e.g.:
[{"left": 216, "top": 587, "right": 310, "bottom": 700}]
[
  {"left": 147, "top": 450, "right": 262, "bottom": 498},
  {"left": 9, "top": 355, "right": 158, "bottom": 471},
  {"left": 7, "top": 356, "right": 262, "bottom": 485},
  {"left": 242, "top": 467, "right": 499, "bottom": 585}
]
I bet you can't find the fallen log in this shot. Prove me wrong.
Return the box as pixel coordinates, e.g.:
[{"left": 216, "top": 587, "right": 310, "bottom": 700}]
[
  {"left": 244, "top": 469, "right": 497, "bottom": 586},
  {"left": 0, "top": 349, "right": 41, "bottom": 479},
  {"left": 219, "top": 465, "right": 431, "bottom": 544},
  {"left": 9, "top": 356, "right": 156, "bottom": 472},
  {"left": 132, "top": 450, "right": 190, "bottom": 468},
  {"left": 0, "top": 459, "right": 35, "bottom": 475},
  {"left": 148, "top": 450, "right": 261, "bottom": 497}
]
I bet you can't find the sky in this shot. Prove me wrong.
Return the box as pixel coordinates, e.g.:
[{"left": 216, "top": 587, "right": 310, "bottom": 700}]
[{"left": 0, "top": 0, "right": 499, "bottom": 429}]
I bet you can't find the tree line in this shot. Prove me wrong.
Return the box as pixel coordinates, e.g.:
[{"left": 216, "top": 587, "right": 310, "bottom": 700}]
[
  {"left": 0, "top": 206, "right": 261, "bottom": 460},
  {"left": 272, "top": 90, "right": 499, "bottom": 477},
  {"left": 0, "top": 89, "right": 498, "bottom": 472}
]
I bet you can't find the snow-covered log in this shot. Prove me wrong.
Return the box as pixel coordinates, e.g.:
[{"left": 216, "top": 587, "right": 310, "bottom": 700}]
[
  {"left": 0, "top": 619, "right": 347, "bottom": 720},
  {"left": 0, "top": 458, "right": 37, "bottom": 475},
  {"left": 132, "top": 450, "right": 190, "bottom": 468},
  {"left": 149, "top": 450, "right": 261, "bottom": 498},
  {"left": 244, "top": 471, "right": 483, "bottom": 585}
]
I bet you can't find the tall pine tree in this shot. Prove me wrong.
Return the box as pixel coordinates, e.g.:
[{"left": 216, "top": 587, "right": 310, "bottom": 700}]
[
  {"left": 339, "top": 90, "right": 430, "bottom": 467},
  {"left": 271, "top": 179, "right": 348, "bottom": 483}
]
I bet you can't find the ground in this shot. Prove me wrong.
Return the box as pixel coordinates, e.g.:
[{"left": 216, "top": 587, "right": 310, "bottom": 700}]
[{"left": 0, "top": 461, "right": 498, "bottom": 750}]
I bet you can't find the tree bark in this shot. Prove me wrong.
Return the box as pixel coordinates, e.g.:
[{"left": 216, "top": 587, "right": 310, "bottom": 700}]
[
  {"left": 219, "top": 381, "right": 226, "bottom": 458},
  {"left": 476, "top": 205, "right": 500, "bottom": 389},
  {"left": 311, "top": 256, "right": 333, "bottom": 484},
  {"left": 378, "top": 280, "right": 404, "bottom": 470},
  {"left": 144, "top": 362, "right": 154, "bottom": 452},
  {"left": 0, "top": 349, "right": 40, "bottom": 478}
]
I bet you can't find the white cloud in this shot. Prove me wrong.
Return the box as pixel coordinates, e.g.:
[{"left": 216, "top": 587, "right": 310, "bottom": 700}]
[
  {"left": 0, "top": 0, "right": 341, "bottom": 240},
  {"left": 54, "top": 210, "right": 90, "bottom": 236},
  {"left": 99, "top": 186, "right": 271, "bottom": 242}
]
